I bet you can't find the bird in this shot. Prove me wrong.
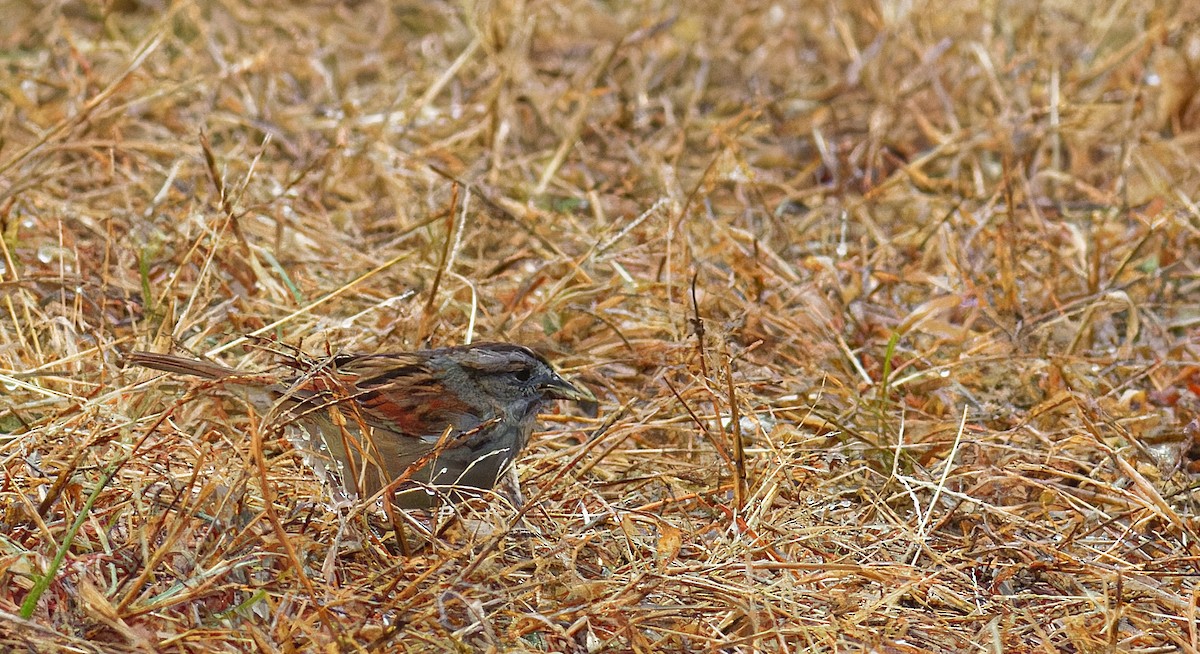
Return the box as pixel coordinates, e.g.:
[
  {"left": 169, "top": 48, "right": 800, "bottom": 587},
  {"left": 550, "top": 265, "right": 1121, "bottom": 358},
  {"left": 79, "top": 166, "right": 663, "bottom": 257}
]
[{"left": 125, "top": 342, "right": 594, "bottom": 508}]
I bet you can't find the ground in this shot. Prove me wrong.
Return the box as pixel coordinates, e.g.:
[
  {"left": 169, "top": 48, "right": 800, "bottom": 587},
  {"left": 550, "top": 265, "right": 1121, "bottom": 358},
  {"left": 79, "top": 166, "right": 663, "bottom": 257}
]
[{"left": 2, "top": 1, "right": 1200, "bottom": 652}]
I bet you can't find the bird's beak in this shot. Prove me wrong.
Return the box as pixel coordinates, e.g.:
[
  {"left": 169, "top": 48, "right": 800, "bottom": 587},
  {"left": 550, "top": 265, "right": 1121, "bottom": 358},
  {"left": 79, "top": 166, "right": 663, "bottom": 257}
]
[{"left": 541, "top": 373, "right": 596, "bottom": 404}]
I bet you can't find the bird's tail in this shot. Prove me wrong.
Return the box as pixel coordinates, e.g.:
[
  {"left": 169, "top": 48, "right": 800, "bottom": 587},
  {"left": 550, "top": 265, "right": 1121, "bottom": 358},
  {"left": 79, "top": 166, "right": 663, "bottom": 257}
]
[{"left": 125, "top": 351, "right": 238, "bottom": 379}]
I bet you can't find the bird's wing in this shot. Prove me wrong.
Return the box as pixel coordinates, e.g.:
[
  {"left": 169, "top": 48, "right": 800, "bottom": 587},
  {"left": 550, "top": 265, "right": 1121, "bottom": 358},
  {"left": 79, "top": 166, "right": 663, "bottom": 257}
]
[{"left": 282, "top": 353, "right": 482, "bottom": 442}]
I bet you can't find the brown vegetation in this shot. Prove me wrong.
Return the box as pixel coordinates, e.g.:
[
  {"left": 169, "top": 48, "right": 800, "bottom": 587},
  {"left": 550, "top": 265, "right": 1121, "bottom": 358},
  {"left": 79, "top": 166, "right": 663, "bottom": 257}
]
[{"left": 3, "top": 1, "right": 1200, "bottom": 651}]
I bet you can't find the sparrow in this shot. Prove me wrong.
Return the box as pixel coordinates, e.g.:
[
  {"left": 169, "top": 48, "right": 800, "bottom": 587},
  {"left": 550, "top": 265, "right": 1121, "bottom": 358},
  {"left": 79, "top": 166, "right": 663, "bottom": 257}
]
[{"left": 126, "top": 342, "right": 593, "bottom": 508}]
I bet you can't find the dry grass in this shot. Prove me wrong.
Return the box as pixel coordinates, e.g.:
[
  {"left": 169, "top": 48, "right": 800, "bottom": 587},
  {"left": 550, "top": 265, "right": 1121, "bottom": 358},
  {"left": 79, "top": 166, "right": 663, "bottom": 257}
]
[{"left": 3, "top": 0, "right": 1200, "bottom": 651}]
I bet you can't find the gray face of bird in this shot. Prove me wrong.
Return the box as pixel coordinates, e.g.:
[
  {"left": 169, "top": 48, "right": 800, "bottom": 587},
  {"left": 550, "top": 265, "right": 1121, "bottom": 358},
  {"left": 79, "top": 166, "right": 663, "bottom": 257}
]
[{"left": 438, "top": 344, "right": 591, "bottom": 420}]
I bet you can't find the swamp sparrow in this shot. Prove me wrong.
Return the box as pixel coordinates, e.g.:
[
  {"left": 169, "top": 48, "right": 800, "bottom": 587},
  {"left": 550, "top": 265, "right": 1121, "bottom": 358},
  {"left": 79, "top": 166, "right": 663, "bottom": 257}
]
[{"left": 126, "top": 343, "right": 593, "bottom": 508}]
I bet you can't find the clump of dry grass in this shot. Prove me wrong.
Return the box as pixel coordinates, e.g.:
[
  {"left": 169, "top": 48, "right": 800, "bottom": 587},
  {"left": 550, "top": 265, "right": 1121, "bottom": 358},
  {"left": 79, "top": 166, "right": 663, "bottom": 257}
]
[{"left": 3, "top": 0, "right": 1200, "bottom": 651}]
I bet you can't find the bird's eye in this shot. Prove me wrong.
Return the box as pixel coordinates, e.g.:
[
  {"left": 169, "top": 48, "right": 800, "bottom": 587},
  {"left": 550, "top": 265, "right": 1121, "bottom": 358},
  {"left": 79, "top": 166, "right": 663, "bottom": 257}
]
[{"left": 513, "top": 367, "right": 533, "bottom": 382}]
